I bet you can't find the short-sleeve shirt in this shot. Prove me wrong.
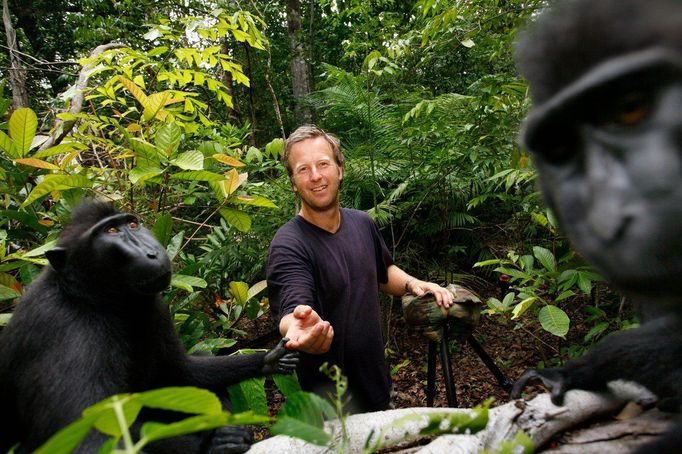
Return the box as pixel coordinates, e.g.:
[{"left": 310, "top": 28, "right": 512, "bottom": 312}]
[{"left": 266, "top": 208, "right": 393, "bottom": 411}]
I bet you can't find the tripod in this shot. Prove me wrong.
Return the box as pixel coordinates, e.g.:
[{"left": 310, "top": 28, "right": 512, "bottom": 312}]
[{"left": 425, "top": 320, "right": 513, "bottom": 407}]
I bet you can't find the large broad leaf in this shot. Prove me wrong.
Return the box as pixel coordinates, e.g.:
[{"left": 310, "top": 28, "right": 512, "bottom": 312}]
[
  {"left": 538, "top": 305, "right": 570, "bottom": 337},
  {"left": 33, "top": 415, "right": 98, "bottom": 454},
  {"left": 129, "top": 167, "right": 163, "bottom": 185},
  {"left": 33, "top": 141, "right": 87, "bottom": 159},
  {"left": 138, "top": 387, "right": 222, "bottom": 415},
  {"left": 83, "top": 394, "right": 142, "bottom": 437},
  {"left": 171, "top": 150, "right": 204, "bottom": 170},
  {"left": 227, "top": 378, "right": 268, "bottom": 415},
  {"left": 171, "top": 170, "right": 225, "bottom": 182},
  {"left": 233, "top": 194, "right": 278, "bottom": 209},
  {"left": 219, "top": 207, "right": 251, "bottom": 232},
  {"left": 143, "top": 92, "right": 173, "bottom": 121},
  {"left": 140, "top": 411, "right": 268, "bottom": 446},
  {"left": 247, "top": 280, "right": 267, "bottom": 301},
  {"left": 213, "top": 153, "right": 245, "bottom": 167},
  {"left": 15, "top": 158, "right": 60, "bottom": 170},
  {"left": 9, "top": 107, "right": 38, "bottom": 157},
  {"left": 130, "top": 138, "right": 164, "bottom": 167},
  {"left": 152, "top": 212, "right": 173, "bottom": 247},
  {"left": 0, "top": 284, "right": 19, "bottom": 301},
  {"left": 171, "top": 274, "right": 208, "bottom": 292},
  {"left": 0, "top": 130, "right": 18, "bottom": 158},
  {"left": 229, "top": 281, "right": 249, "bottom": 305},
  {"left": 533, "top": 246, "right": 556, "bottom": 272},
  {"left": 155, "top": 122, "right": 182, "bottom": 157},
  {"left": 118, "top": 76, "right": 149, "bottom": 106},
  {"left": 511, "top": 296, "right": 537, "bottom": 319},
  {"left": 272, "top": 373, "right": 302, "bottom": 398},
  {"left": 21, "top": 174, "right": 92, "bottom": 208},
  {"left": 271, "top": 392, "right": 336, "bottom": 446},
  {"left": 271, "top": 416, "right": 332, "bottom": 446}
]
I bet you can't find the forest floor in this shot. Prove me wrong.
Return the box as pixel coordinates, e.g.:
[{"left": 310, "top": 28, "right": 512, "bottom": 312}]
[{"left": 234, "top": 283, "right": 626, "bottom": 443}]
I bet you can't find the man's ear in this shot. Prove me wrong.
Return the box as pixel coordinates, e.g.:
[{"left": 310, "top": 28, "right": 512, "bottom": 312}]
[{"left": 46, "top": 247, "right": 67, "bottom": 272}]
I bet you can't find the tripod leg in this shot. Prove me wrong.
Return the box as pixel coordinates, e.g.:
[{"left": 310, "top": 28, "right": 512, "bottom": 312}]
[
  {"left": 426, "top": 340, "right": 437, "bottom": 407},
  {"left": 467, "top": 335, "right": 513, "bottom": 391},
  {"left": 440, "top": 329, "right": 458, "bottom": 407}
]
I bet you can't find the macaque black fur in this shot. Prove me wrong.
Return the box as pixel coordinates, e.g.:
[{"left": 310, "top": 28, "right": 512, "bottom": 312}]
[
  {"left": 512, "top": 0, "right": 682, "bottom": 453},
  {"left": 0, "top": 200, "right": 299, "bottom": 453}
]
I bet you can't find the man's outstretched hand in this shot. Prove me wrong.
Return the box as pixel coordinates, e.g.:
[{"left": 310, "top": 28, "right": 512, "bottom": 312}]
[{"left": 279, "top": 305, "right": 334, "bottom": 354}]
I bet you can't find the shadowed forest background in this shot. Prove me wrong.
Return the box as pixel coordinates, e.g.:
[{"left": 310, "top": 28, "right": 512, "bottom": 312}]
[{"left": 0, "top": 0, "right": 635, "bottom": 447}]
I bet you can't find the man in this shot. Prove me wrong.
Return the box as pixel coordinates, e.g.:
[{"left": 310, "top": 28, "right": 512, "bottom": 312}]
[{"left": 266, "top": 125, "right": 454, "bottom": 412}]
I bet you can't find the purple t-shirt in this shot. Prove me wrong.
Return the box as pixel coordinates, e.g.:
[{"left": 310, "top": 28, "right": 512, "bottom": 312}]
[{"left": 267, "top": 208, "right": 393, "bottom": 411}]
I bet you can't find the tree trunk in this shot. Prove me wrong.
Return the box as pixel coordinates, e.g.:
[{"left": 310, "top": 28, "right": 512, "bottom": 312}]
[
  {"left": 3, "top": 0, "right": 28, "bottom": 110},
  {"left": 285, "top": 0, "right": 313, "bottom": 124}
]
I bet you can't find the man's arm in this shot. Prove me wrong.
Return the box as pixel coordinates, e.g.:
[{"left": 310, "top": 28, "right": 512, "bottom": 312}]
[
  {"left": 279, "top": 305, "right": 334, "bottom": 354},
  {"left": 379, "top": 264, "right": 454, "bottom": 308}
]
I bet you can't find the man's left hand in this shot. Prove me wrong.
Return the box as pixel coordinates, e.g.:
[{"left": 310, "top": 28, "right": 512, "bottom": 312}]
[{"left": 408, "top": 280, "right": 454, "bottom": 309}]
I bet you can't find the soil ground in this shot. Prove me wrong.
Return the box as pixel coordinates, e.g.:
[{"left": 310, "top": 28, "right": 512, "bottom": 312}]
[{"left": 232, "top": 282, "right": 629, "bottom": 443}]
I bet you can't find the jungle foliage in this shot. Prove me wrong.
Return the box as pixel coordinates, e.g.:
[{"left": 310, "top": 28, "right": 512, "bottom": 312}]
[{"left": 0, "top": 0, "right": 624, "bottom": 448}]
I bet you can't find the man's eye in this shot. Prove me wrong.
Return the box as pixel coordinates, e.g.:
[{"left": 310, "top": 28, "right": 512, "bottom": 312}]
[{"left": 107, "top": 226, "right": 120, "bottom": 234}]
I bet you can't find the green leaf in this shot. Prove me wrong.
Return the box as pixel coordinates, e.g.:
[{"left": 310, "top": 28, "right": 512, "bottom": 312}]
[
  {"left": 229, "top": 281, "right": 249, "bottom": 305},
  {"left": 9, "top": 107, "right": 38, "bottom": 156},
  {"left": 538, "top": 305, "right": 570, "bottom": 337},
  {"left": 533, "top": 246, "right": 556, "bottom": 272},
  {"left": 577, "top": 272, "right": 594, "bottom": 295},
  {"left": 130, "top": 138, "right": 164, "bottom": 167},
  {"left": 511, "top": 296, "right": 537, "bottom": 319},
  {"left": 227, "top": 378, "right": 268, "bottom": 415},
  {"left": 0, "top": 284, "right": 19, "bottom": 301},
  {"left": 272, "top": 373, "right": 302, "bottom": 398},
  {"left": 170, "top": 170, "right": 225, "bottom": 182},
  {"left": 171, "top": 150, "right": 204, "bottom": 170},
  {"left": 83, "top": 395, "right": 142, "bottom": 436},
  {"left": 152, "top": 213, "right": 173, "bottom": 247},
  {"left": 270, "top": 416, "right": 332, "bottom": 447},
  {"left": 129, "top": 166, "right": 163, "bottom": 185},
  {"left": 232, "top": 194, "right": 277, "bottom": 208},
  {"left": 219, "top": 207, "right": 251, "bottom": 232},
  {"left": 247, "top": 280, "right": 267, "bottom": 301},
  {"left": 0, "top": 313, "right": 12, "bottom": 326},
  {"left": 138, "top": 387, "right": 222, "bottom": 415},
  {"left": 171, "top": 274, "right": 208, "bottom": 292},
  {"left": 0, "top": 130, "right": 18, "bottom": 158},
  {"left": 22, "top": 174, "right": 93, "bottom": 208},
  {"left": 33, "top": 142, "right": 87, "bottom": 159},
  {"left": 155, "top": 122, "right": 182, "bottom": 157},
  {"left": 461, "top": 38, "right": 475, "bottom": 48},
  {"left": 34, "top": 414, "right": 97, "bottom": 454},
  {"left": 278, "top": 391, "right": 336, "bottom": 423},
  {"left": 264, "top": 138, "right": 283, "bottom": 159},
  {"left": 187, "top": 338, "right": 237, "bottom": 355},
  {"left": 584, "top": 321, "right": 609, "bottom": 342},
  {"left": 21, "top": 239, "right": 58, "bottom": 258},
  {"left": 140, "top": 413, "right": 228, "bottom": 444},
  {"left": 554, "top": 290, "right": 575, "bottom": 303}
]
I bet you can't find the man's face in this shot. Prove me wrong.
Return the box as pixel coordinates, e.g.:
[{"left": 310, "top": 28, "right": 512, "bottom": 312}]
[{"left": 289, "top": 136, "right": 343, "bottom": 213}]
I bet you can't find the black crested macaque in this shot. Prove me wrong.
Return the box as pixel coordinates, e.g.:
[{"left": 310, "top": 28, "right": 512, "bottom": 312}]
[
  {"left": 510, "top": 0, "right": 682, "bottom": 452},
  {"left": 0, "top": 200, "right": 299, "bottom": 453}
]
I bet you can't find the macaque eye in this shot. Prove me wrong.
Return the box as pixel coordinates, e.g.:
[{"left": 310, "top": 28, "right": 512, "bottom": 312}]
[
  {"left": 614, "top": 94, "right": 652, "bottom": 126},
  {"left": 107, "top": 226, "right": 120, "bottom": 234}
]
